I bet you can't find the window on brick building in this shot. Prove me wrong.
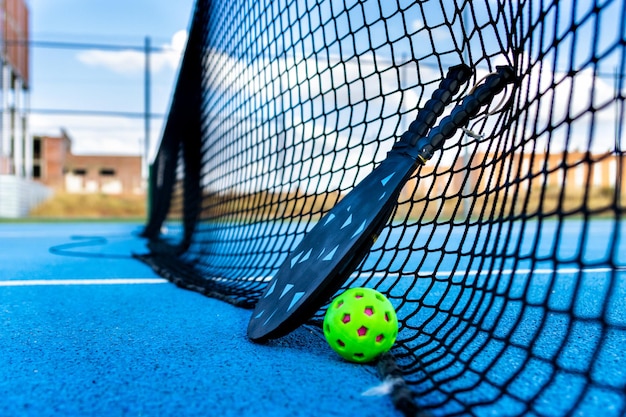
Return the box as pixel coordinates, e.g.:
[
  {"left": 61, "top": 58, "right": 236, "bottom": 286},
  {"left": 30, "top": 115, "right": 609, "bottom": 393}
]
[{"left": 33, "top": 139, "right": 41, "bottom": 160}]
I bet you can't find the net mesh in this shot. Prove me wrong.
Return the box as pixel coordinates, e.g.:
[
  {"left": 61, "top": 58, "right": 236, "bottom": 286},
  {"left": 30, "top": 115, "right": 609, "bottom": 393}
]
[{"left": 140, "top": 0, "right": 626, "bottom": 415}]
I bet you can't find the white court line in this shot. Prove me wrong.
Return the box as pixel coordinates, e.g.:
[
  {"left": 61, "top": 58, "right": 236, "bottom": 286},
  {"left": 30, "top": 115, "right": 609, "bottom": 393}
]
[
  {"left": 0, "top": 278, "right": 169, "bottom": 287},
  {"left": 0, "top": 231, "right": 134, "bottom": 238},
  {"left": 8, "top": 267, "right": 616, "bottom": 287},
  {"left": 365, "top": 267, "right": 622, "bottom": 280},
  {"left": 185, "top": 266, "right": 624, "bottom": 283},
  {"left": 432, "top": 267, "right": 616, "bottom": 278}
]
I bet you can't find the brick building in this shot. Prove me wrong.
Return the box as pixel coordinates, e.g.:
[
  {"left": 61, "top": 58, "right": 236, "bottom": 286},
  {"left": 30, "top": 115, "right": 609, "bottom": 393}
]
[
  {"left": 33, "top": 130, "right": 144, "bottom": 195},
  {"left": 0, "top": 0, "right": 30, "bottom": 177},
  {"left": 0, "top": 0, "right": 49, "bottom": 218}
]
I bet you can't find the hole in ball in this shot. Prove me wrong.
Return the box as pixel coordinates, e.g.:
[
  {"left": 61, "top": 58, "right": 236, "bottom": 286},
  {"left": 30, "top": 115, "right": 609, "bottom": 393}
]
[
  {"left": 357, "top": 326, "right": 368, "bottom": 337},
  {"left": 342, "top": 314, "right": 351, "bottom": 323},
  {"left": 364, "top": 307, "right": 374, "bottom": 316}
]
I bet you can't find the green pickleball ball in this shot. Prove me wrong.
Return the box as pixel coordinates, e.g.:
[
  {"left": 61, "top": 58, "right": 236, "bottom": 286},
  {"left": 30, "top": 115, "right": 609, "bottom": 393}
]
[{"left": 323, "top": 287, "right": 398, "bottom": 363}]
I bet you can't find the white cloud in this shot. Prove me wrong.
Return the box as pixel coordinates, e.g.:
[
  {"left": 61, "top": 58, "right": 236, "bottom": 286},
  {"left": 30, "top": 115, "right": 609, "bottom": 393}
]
[
  {"left": 510, "top": 51, "right": 619, "bottom": 154},
  {"left": 30, "top": 113, "right": 145, "bottom": 156},
  {"left": 169, "top": 30, "right": 188, "bottom": 53},
  {"left": 77, "top": 49, "right": 144, "bottom": 75},
  {"left": 76, "top": 30, "right": 188, "bottom": 75},
  {"left": 202, "top": 48, "right": 444, "bottom": 193}
]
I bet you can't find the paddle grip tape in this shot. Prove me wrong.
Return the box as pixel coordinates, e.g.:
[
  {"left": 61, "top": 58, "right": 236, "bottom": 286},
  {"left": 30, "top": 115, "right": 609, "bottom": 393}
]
[
  {"left": 414, "top": 65, "right": 516, "bottom": 163},
  {"left": 399, "top": 64, "right": 473, "bottom": 147}
]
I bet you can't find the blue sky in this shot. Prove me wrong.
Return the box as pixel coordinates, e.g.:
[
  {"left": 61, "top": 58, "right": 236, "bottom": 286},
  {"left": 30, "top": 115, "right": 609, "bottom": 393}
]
[{"left": 28, "top": 0, "right": 196, "bottom": 157}]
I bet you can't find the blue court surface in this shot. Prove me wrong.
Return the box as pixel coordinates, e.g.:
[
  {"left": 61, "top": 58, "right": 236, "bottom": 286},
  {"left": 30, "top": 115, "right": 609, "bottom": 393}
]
[
  {"left": 0, "top": 223, "right": 402, "bottom": 417},
  {"left": 162, "top": 217, "right": 626, "bottom": 415}
]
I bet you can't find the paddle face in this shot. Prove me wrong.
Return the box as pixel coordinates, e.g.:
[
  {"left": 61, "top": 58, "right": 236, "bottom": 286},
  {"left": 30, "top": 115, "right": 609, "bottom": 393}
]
[{"left": 247, "top": 154, "right": 416, "bottom": 341}]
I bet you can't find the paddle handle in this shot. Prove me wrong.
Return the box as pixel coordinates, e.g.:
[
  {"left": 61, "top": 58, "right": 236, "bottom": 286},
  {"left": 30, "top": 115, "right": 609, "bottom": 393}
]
[
  {"left": 399, "top": 64, "right": 473, "bottom": 146},
  {"left": 414, "top": 65, "right": 516, "bottom": 163}
]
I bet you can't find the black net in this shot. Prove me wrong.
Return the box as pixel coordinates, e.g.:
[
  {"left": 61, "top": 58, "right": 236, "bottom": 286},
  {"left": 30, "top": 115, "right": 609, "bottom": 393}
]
[{"left": 139, "top": 0, "right": 626, "bottom": 415}]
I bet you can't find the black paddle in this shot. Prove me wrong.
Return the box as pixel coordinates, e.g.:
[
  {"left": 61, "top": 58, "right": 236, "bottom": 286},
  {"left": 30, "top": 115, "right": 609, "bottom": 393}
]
[{"left": 248, "top": 65, "right": 515, "bottom": 342}]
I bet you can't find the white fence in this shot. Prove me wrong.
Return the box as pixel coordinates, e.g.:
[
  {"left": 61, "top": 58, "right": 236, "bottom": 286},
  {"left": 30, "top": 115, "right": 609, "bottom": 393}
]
[{"left": 0, "top": 175, "right": 52, "bottom": 218}]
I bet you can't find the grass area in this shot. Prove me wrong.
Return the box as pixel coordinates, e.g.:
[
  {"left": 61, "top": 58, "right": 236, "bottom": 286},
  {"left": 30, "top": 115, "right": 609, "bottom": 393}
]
[
  {"left": 28, "top": 193, "right": 147, "bottom": 220},
  {"left": 18, "top": 184, "right": 619, "bottom": 223}
]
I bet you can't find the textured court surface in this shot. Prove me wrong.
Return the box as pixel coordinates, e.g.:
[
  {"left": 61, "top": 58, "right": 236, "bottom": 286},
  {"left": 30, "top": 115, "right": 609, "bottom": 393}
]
[{"left": 0, "top": 223, "right": 400, "bottom": 417}]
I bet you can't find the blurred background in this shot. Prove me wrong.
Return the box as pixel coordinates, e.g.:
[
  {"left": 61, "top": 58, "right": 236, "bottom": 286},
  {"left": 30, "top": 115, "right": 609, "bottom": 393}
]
[{"left": 0, "top": 0, "right": 194, "bottom": 219}]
